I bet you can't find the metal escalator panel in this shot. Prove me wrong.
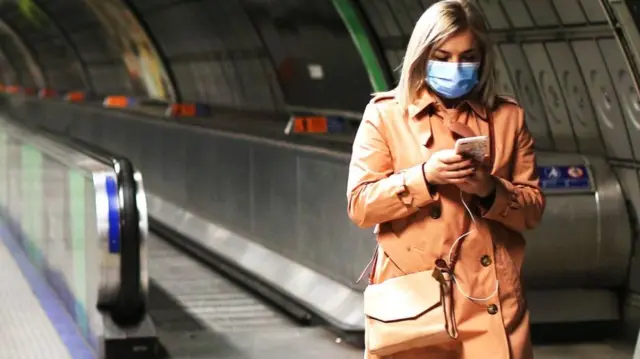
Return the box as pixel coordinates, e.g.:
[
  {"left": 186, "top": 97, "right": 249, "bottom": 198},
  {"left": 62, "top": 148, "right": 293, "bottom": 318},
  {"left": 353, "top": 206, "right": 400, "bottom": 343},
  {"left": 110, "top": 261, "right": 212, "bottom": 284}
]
[
  {"left": 149, "top": 237, "right": 289, "bottom": 332},
  {"left": 146, "top": 233, "right": 362, "bottom": 359}
]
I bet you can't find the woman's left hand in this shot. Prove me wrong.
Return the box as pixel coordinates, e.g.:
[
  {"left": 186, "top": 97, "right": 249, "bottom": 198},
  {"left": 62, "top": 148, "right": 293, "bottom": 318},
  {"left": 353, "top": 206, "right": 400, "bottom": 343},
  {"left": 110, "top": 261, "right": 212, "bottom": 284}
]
[{"left": 455, "top": 160, "right": 496, "bottom": 198}]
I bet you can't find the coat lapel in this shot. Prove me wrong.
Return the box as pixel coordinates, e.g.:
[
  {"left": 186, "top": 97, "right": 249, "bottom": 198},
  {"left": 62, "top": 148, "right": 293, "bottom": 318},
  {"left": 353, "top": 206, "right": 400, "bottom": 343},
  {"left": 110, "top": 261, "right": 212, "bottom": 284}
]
[
  {"left": 406, "top": 89, "right": 493, "bottom": 168},
  {"left": 407, "top": 89, "right": 435, "bottom": 162}
]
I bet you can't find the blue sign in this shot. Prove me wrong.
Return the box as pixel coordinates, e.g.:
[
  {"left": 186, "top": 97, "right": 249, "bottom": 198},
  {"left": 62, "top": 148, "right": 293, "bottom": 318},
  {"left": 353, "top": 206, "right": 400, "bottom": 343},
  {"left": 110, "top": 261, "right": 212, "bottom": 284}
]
[{"left": 537, "top": 165, "right": 591, "bottom": 190}]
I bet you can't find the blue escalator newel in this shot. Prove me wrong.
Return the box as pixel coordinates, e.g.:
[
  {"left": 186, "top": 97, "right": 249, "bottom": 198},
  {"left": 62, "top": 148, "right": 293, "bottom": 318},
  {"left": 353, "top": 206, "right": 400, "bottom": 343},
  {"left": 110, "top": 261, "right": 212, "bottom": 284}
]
[{"left": 105, "top": 176, "right": 120, "bottom": 254}]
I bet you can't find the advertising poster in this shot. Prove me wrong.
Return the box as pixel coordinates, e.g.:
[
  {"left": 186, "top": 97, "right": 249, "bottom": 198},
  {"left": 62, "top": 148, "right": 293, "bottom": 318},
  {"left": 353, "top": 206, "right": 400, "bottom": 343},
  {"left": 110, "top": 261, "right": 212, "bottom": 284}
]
[{"left": 84, "top": 0, "right": 174, "bottom": 101}]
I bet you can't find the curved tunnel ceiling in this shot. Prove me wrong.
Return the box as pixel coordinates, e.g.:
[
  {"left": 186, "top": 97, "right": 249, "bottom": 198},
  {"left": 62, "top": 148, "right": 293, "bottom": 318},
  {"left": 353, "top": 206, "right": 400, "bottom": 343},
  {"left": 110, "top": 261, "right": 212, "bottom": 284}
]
[
  {"left": 1, "top": 1, "right": 640, "bottom": 221},
  {"left": 0, "top": 14, "right": 45, "bottom": 88}
]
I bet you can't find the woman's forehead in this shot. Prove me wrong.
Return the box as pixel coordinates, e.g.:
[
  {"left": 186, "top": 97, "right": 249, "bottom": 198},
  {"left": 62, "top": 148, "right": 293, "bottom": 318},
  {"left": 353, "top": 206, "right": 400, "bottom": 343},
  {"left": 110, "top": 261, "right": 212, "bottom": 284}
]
[{"left": 435, "top": 29, "right": 479, "bottom": 53}]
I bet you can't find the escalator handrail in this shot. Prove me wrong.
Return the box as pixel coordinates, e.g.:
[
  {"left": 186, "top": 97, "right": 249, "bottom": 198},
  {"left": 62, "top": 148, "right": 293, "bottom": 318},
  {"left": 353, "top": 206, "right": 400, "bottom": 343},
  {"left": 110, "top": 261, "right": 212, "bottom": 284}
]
[
  {"left": 26, "top": 125, "right": 145, "bottom": 327},
  {"left": 112, "top": 156, "right": 145, "bottom": 326}
]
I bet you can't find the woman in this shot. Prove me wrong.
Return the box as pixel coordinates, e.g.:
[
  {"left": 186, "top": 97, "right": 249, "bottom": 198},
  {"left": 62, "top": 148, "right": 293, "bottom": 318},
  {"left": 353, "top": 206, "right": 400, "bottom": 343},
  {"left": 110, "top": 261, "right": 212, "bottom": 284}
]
[{"left": 346, "top": 1, "right": 545, "bottom": 358}]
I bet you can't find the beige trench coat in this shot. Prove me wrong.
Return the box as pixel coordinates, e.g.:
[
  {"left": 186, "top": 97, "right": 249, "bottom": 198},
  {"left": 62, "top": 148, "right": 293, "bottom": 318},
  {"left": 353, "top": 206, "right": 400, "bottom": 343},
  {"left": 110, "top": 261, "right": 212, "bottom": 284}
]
[{"left": 347, "top": 89, "right": 546, "bottom": 359}]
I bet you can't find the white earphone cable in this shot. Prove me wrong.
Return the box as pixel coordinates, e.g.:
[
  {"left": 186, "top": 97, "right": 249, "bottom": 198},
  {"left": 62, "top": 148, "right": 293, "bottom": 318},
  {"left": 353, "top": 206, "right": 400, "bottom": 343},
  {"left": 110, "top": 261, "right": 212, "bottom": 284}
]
[{"left": 446, "top": 190, "right": 499, "bottom": 302}]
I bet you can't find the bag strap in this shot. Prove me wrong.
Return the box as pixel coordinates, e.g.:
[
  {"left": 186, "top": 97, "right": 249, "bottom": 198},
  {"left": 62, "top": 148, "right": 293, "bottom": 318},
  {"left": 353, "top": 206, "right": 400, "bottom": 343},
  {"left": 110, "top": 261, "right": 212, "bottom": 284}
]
[
  {"left": 356, "top": 245, "right": 379, "bottom": 284},
  {"left": 356, "top": 232, "right": 467, "bottom": 285}
]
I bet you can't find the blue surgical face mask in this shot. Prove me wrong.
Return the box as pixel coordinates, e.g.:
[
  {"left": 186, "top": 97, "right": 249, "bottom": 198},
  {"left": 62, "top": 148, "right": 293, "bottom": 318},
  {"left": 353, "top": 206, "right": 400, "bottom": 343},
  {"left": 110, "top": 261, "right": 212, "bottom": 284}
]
[{"left": 425, "top": 60, "right": 480, "bottom": 99}]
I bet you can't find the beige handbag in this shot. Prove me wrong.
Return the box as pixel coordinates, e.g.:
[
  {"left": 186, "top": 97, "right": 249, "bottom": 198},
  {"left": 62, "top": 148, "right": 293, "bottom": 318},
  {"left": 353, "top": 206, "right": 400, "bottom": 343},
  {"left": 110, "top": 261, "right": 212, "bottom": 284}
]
[{"left": 360, "top": 245, "right": 463, "bottom": 356}]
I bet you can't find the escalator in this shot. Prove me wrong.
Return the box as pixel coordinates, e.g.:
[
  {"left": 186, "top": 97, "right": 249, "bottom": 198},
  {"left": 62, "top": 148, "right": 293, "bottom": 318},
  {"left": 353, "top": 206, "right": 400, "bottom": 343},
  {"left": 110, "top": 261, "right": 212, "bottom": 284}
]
[{"left": 147, "top": 233, "right": 361, "bottom": 358}]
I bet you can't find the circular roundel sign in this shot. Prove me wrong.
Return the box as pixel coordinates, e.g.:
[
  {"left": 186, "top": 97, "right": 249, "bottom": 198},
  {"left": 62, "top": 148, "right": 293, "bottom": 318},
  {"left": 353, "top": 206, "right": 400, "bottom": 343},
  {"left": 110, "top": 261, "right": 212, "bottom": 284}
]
[{"left": 567, "top": 166, "right": 585, "bottom": 179}]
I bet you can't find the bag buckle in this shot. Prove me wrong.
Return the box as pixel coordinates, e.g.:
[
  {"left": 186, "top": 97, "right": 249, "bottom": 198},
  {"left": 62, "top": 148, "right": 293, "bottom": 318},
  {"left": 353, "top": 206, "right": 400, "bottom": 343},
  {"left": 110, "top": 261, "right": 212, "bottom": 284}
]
[
  {"left": 432, "top": 267, "right": 445, "bottom": 284},
  {"left": 432, "top": 258, "right": 451, "bottom": 285}
]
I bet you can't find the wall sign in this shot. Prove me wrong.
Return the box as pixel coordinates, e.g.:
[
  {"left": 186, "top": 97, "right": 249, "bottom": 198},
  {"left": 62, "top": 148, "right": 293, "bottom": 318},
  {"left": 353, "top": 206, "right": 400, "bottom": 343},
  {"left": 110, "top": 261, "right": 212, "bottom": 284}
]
[{"left": 537, "top": 165, "right": 591, "bottom": 190}]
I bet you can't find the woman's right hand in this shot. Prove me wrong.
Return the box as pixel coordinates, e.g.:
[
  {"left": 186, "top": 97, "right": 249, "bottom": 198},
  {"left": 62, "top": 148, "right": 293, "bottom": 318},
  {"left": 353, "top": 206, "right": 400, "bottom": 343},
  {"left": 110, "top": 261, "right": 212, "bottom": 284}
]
[{"left": 423, "top": 149, "right": 476, "bottom": 185}]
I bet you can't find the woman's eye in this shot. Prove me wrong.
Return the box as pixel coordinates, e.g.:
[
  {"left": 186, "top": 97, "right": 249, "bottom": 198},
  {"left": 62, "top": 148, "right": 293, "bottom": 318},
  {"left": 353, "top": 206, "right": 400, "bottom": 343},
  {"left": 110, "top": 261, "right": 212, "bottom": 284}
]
[
  {"left": 462, "top": 55, "right": 479, "bottom": 62},
  {"left": 433, "top": 56, "right": 448, "bottom": 61}
]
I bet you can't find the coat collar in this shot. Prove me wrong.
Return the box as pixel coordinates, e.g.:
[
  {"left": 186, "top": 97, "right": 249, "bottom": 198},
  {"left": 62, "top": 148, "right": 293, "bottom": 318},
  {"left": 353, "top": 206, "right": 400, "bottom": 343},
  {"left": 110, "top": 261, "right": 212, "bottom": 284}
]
[
  {"left": 407, "top": 87, "right": 488, "bottom": 121},
  {"left": 407, "top": 88, "right": 488, "bottom": 147}
]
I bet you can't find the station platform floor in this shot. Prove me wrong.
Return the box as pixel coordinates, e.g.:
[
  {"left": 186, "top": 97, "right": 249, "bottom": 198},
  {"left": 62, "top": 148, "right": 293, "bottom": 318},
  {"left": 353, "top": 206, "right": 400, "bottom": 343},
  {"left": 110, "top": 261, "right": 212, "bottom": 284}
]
[
  {"left": 0, "top": 227, "right": 635, "bottom": 359},
  {"left": 0, "top": 230, "right": 92, "bottom": 359}
]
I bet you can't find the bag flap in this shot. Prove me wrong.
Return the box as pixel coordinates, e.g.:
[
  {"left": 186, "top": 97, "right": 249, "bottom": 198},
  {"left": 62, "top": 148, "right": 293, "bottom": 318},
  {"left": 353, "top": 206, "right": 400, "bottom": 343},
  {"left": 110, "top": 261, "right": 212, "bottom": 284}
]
[{"left": 364, "top": 270, "right": 442, "bottom": 322}]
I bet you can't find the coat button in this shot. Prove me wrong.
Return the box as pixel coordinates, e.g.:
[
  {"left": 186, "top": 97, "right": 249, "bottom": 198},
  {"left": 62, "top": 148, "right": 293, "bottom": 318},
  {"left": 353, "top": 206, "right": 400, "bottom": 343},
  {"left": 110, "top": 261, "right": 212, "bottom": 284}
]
[
  {"left": 487, "top": 304, "right": 498, "bottom": 315},
  {"left": 480, "top": 255, "right": 492, "bottom": 267},
  {"left": 430, "top": 206, "right": 441, "bottom": 219}
]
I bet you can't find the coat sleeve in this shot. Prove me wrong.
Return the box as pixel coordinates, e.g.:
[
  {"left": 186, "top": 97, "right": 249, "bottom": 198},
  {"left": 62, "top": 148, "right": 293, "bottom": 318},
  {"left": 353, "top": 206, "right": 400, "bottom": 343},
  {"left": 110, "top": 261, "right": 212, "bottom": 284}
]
[
  {"left": 481, "top": 106, "right": 546, "bottom": 232},
  {"left": 347, "top": 102, "right": 439, "bottom": 229}
]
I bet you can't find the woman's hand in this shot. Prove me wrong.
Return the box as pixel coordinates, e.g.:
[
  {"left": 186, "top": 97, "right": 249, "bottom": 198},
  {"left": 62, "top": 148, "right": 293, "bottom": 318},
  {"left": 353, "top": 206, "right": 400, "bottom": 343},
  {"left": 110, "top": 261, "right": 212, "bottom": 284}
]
[
  {"left": 455, "top": 158, "right": 496, "bottom": 197},
  {"left": 423, "top": 149, "right": 476, "bottom": 185}
]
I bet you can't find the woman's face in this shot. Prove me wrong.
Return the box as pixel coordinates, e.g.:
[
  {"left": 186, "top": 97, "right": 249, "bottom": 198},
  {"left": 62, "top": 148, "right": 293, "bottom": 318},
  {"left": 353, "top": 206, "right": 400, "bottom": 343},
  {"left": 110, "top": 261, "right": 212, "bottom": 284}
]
[{"left": 431, "top": 28, "right": 481, "bottom": 63}]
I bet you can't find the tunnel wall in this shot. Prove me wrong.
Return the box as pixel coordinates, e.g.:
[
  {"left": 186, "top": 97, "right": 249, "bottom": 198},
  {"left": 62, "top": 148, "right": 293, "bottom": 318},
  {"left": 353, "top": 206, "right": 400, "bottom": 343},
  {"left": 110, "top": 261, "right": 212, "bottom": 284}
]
[
  {"left": 0, "top": 0, "right": 640, "bottom": 322},
  {"left": 1, "top": 1, "right": 637, "bottom": 156}
]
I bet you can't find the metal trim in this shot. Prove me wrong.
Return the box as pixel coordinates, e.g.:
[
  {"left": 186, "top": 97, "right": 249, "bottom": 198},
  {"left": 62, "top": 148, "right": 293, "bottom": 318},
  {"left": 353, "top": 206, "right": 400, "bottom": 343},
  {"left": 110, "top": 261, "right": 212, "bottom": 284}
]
[
  {"left": 133, "top": 171, "right": 148, "bottom": 297},
  {"left": 284, "top": 104, "right": 363, "bottom": 120},
  {"left": 582, "top": 155, "right": 603, "bottom": 270}
]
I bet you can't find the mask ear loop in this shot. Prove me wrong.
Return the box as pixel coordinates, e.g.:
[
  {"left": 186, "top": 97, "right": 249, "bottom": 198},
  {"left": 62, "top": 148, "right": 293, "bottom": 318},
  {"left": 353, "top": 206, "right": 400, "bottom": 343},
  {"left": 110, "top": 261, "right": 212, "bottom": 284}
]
[{"left": 447, "top": 190, "right": 500, "bottom": 302}]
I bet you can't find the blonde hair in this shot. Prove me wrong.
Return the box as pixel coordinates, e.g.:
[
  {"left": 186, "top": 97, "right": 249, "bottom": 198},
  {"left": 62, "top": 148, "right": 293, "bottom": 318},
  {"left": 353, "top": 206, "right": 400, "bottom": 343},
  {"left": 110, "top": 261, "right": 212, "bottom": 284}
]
[{"left": 394, "top": 0, "right": 497, "bottom": 111}]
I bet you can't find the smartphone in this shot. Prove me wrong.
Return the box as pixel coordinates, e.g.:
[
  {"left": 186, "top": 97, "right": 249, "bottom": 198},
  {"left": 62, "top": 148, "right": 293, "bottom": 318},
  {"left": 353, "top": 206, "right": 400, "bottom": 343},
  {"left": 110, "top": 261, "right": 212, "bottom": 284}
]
[{"left": 454, "top": 136, "right": 488, "bottom": 162}]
